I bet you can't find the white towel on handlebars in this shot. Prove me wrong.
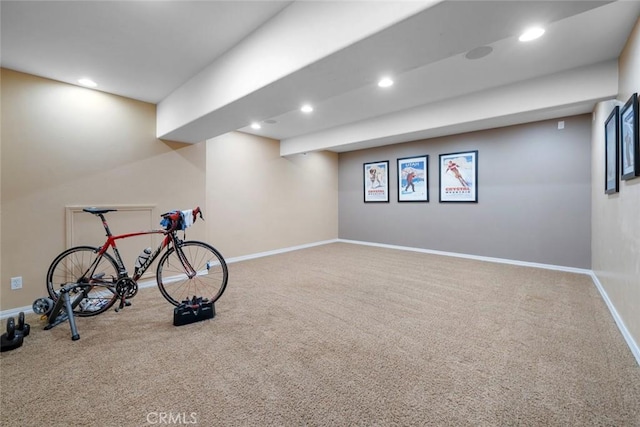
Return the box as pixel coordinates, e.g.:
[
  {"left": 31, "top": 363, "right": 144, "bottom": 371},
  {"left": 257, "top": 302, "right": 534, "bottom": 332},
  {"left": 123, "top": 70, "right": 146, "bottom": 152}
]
[{"left": 181, "top": 209, "right": 194, "bottom": 229}]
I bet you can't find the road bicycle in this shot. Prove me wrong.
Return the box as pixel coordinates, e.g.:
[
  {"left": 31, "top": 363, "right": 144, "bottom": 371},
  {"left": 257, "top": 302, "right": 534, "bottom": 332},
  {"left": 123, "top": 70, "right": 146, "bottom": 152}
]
[{"left": 45, "top": 206, "right": 228, "bottom": 316}]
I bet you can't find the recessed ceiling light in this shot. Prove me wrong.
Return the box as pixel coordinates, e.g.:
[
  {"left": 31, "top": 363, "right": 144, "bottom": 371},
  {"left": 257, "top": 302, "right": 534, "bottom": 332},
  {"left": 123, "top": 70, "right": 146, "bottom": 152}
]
[
  {"left": 378, "top": 77, "right": 394, "bottom": 88},
  {"left": 250, "top": 122, "right": 261, "bottom": 130},
  {"left": 301, "top": 104, "right": 313, "bottom": 113},
  {"left": 78, "top": 78, "right": 97, "bottom": 88},
  {"left": 519, "top": 27, "right": 545, "bottom": 42}
]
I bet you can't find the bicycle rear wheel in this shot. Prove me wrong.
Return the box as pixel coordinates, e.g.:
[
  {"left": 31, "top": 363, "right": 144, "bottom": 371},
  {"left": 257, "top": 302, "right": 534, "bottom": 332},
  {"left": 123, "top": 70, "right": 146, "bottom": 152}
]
[
  {"left": 156, "top": 241, "right": 228, "bottom": 306},
  {"left": 46, "top": 246, "right": 119, "bottom": 316}
]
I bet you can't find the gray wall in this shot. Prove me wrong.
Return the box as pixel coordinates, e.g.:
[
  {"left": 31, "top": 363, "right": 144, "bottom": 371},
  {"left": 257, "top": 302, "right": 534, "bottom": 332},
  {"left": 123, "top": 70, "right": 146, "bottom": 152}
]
[{"left": 339, "top": 114, "right": 592, "bottom": 269}]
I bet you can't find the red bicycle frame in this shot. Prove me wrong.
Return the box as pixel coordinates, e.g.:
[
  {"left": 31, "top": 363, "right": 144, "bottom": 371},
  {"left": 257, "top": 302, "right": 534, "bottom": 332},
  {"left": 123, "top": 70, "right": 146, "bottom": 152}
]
[{"left": 94, "top": 212, "right": 195, "bottom": 282}]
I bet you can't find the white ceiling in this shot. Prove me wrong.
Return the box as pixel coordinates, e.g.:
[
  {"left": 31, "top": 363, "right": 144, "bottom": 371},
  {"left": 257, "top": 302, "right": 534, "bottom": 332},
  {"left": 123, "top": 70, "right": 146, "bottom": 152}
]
[
  {"left": 0, "top": 1, "right": 293, "bottom": 103},
  {"left": 2, "top": 1, "right": 639, "bottom": 153}
]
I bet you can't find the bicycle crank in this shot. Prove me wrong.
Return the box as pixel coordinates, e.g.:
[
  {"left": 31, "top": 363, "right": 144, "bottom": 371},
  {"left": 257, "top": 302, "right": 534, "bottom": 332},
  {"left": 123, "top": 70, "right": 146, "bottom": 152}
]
[
  {"left": 114, "top": 278, "right": 137, "bottom": 312},
  {"left": 115, "top": 277, "right": 138, "bottom": 299}
]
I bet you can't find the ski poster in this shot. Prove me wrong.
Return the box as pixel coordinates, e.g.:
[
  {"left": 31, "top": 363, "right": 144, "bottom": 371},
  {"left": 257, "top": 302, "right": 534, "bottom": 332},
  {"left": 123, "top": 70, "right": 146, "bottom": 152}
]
[
  {"left": 364, "top": 160, "right": 389, "bottom": 202},
  {"left": 439, "top": 151, "right": 478, "bottom": 202},
  {"left": 397, "top": 155, "right": 428, "bottom": 202}
]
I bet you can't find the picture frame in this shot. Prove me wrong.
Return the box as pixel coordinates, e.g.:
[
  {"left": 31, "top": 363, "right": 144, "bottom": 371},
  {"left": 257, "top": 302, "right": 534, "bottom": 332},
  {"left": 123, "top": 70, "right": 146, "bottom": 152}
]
[
  {"left": 620, "top": 93, "right": 639, "bottom": 181},
  {"left": 439, "top": 151, "right": 478, "bottom": 203},
  {"left": 363, "top": 160, "right": 389, "bottom": 203},
  {"left": 397, "top": 155, "right": 429, "bottom": 202},
  {"left": 605, "top": 105, "right": 619, "bottom": 194}
]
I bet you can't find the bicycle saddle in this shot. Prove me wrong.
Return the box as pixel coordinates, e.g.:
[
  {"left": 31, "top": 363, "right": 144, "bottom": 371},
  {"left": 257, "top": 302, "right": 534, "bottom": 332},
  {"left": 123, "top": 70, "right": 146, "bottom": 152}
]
[{"left": 83, "top": 207, "right": 118, "bottom": 215}]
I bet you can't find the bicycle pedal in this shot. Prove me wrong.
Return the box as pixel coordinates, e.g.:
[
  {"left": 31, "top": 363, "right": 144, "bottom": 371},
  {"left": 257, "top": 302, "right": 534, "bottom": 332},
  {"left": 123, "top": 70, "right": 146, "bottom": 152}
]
[{"left": 115, "top": 300, "right": 132, "bottom": 312}]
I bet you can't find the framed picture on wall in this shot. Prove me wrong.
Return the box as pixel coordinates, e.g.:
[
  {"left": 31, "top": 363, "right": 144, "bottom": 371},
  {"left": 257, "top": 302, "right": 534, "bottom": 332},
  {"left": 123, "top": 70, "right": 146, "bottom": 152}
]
[
  {"left": 620, "top": 93, "right": 639, "bottom": 181},
  {"left": 397, "top": 155, "right": 429, "bottom": 202},
  {"left": 363, "top": 160, "right": 389, "bottom": 203},
  {"left": 439, "top": 151, "right": 478, "bottom": 203},
  {"left": 605, "top": 105, "right": 619, "bottom": 194}
]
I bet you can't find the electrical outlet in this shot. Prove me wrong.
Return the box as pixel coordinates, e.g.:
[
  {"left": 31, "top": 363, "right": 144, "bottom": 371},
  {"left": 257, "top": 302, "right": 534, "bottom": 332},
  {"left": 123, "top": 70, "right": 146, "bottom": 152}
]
[{"left": 10, "top": 276, "right": 22, "bottom": 290}]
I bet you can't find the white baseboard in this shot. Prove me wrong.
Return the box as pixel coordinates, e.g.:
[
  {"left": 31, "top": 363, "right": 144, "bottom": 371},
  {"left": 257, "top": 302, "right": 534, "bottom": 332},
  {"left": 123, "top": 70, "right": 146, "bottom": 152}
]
[
  {"left": 0, "top": 276, "right": 165, "bottom": 320},
  {"left": 340, "top": 239, "right": 640, "bottom": 366},
  {"left": 0, "top": 304, "right": 35, "bottom": 320},
  {"left": 225, "top": 239, "right": 339, "bottom": 264},
  {"left": 0, "top": 239, "right": 339, "bottom": 320},
  {"left": 589, "top": 272, "right": 640, "bottom": 366},
  {"left": 3, "top": 238, "right": 638, "bottom": 366},
  {"left": 338, "top": 239, "right": 592, "bottom": 275}
]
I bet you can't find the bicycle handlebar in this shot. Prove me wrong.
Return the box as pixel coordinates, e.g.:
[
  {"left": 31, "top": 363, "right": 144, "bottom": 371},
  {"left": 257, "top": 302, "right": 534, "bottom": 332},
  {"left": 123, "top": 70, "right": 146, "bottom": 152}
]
[{"left": 161, "top": 206, "right": 203, "bottom": 233}]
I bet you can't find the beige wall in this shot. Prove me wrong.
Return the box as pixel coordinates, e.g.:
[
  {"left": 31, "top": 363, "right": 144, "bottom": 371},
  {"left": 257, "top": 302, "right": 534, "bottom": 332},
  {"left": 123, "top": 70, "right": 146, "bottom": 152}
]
[
  {"left": 0, "top": 71, "right": 3, "bottom": 308},
  {"left": 0, "top": 69, "right": 206, "bottom": 310},
  {"left": 591, "top": 18, "right": 640, "bottom": 349},
  {"left": 206, "top": 132, "right": 338, "bottom": 258},
  {"left": 0, "top": 70, "right": 339, "bottom": 312}
]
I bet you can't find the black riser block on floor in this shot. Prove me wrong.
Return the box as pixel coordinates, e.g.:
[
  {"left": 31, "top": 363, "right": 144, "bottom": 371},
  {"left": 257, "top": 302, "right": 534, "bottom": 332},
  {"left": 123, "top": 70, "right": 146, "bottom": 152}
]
[{"left": 173, "top": 300, "right": 215, "bottom": 326}]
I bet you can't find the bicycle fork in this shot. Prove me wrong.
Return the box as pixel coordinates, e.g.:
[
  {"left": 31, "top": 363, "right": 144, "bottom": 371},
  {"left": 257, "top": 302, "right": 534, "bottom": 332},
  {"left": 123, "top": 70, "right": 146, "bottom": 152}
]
[{"left": 174, "top": 240, "right": 197, "bottom": 279}]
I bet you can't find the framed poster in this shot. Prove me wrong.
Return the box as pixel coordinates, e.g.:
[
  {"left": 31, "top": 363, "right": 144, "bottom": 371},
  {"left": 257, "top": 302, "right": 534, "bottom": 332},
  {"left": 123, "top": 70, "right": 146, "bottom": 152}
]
[
  {"left": 397, "top": 155, "right": 429, "bottom": 202},
  {"left": 605, "top": 105, "right": 619, "bottom": 194},
  {"left": 620, "top": 93, "right": 639, "bottom": 181},
  {"left": 363, "top": 160, "right": 389, "bottom": 203},
  {"left": 439, "top": 151, "right": 478, "bottom": 203}
]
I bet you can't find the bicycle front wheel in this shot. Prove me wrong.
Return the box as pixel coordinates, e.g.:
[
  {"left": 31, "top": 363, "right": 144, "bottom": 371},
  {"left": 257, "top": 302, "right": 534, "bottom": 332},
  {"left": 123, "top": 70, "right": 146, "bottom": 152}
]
[
  {"left": 156, "top": 241, "right": 228, "bottom": 306},
  {"left": 46, "top": 246, "right": 119, "bottom": 317}
]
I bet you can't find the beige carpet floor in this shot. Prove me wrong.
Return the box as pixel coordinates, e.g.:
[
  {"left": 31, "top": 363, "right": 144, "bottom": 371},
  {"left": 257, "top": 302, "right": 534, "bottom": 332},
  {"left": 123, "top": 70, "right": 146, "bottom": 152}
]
[{"left": 1, "top": 242, "right": 639, "bottom": 426}]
